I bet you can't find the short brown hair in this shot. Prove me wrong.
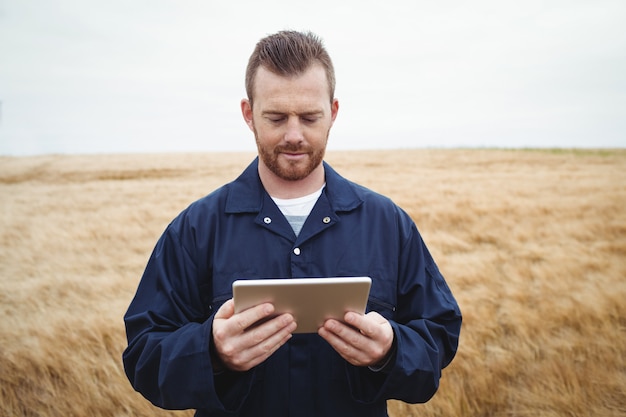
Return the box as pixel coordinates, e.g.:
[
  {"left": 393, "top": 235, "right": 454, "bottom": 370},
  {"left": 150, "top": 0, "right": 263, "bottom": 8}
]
[{"left": 245, "top": 30, "right": 336, "bottom": 105}]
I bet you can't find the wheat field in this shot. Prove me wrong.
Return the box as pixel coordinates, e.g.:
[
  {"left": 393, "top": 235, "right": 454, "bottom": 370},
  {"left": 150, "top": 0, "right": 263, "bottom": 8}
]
[{"left": 0, "top": 149, "right": 624, "bottom": 416}]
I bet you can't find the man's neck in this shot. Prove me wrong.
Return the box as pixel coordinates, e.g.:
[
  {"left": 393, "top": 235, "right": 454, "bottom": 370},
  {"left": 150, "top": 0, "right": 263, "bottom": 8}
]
[{"left": 258, "top": 161, "right": 325, "bottom": 199}]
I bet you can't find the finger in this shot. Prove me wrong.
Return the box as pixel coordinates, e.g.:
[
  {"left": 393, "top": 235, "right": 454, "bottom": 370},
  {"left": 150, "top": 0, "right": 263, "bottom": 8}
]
[
  {"left": 328, "top": 319, "right": 367, "bottom": 349},
  {"left": 231, "top": 303, "right": 276, "bottom": 333},
  {"left": 319, "top": 320, "right": 370, "bottom": 365},
  {"left": 242, "top": 313, "right": 295, "bottom": 345},
  {"left": 323, "top": 315, "right": 394, "bottom": 367},
  {"left": 213, "top": 302, "right": 278, "bottom": 366},
  {"left": 214, "top": 299, "right": 235, "bottom": 320},
  {"left": 244, "top": 315, "right": 297, "bottom": 364},
  {"left": 349, "top": 312, "right": 394, "bottom": 363},
  {"left": 318, "top": 321, "right": 347, "bottom": 346},
  {"left": 227, "top": 314, "right": 297, "bottom": 371},
  {"left": 344, "top": 311, "right": 381, "bottom": 338}
]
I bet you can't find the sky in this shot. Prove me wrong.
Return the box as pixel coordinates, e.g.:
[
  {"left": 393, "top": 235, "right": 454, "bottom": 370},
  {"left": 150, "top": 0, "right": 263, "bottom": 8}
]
[{"left": 0, "top": 0, "right": 625, "bottom": 156}]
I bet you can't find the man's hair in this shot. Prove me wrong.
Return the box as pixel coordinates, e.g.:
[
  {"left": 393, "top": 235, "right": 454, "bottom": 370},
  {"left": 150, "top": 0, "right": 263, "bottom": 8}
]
[{"left": 245, "top": 30, "right": 336, "bottom": 105}]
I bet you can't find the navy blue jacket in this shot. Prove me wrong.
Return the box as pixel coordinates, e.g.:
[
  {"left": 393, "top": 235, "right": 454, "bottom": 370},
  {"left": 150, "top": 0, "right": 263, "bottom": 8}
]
[{"left": 123, "top": 159, "right": 461, "bottom": 417}]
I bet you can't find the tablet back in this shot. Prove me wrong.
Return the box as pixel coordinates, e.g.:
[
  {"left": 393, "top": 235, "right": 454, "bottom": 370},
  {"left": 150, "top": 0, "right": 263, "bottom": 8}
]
[{"left": 232, "top": 277, "right": 371, "bottom": 333}]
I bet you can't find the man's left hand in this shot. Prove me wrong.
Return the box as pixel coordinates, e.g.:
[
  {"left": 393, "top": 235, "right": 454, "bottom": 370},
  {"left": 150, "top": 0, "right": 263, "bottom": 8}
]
[{"left": 318, "top": 311, "right": 394, "bottom": 367}]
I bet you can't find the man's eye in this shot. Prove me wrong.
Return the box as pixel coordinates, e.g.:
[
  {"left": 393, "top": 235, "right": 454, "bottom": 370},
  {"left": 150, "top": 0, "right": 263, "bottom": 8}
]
[
  {"left": 268, "top": 117, "right": 285, "bottom": 123},
  {"left": 302, "top": 117, "right": 319, "bottom": 123}
]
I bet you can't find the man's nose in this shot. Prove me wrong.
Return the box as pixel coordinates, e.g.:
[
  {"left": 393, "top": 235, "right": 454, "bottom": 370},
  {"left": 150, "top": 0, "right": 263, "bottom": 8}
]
[{"left": 284, "top": 117, "right": 304, "bottom": 143}]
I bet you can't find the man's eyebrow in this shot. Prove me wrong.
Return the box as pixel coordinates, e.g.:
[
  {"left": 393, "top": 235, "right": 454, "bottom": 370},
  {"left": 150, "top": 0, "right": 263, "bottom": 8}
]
[
  {"left": 300, "top": 110, "right": 324, "bottom": 117},
  {"left": 261, "top": 109, "right": 324, "bottom": 116}
]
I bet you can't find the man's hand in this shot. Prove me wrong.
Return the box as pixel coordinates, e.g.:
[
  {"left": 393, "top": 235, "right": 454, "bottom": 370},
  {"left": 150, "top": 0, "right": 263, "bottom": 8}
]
[
  {"left": 212, "top": 299, "right": 297, "bottom": 372},
  {"left": 318, "top": 311, "right": 394, "bottom": 367}
]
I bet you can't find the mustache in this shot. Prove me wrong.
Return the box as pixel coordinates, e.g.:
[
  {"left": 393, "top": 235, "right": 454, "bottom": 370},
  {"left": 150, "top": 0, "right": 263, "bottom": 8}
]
[{"left": 274, "top": 144, "right": 311, "bottom": 154}]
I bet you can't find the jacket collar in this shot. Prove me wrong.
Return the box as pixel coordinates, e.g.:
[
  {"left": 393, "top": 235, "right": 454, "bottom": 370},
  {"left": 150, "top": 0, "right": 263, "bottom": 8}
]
[{"left": 225, "top": 157, "right": 363, "bottom": 214}]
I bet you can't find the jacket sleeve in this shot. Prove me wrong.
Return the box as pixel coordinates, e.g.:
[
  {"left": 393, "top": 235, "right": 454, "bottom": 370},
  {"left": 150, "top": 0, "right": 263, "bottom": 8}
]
[
  {"left": 347, "top": 214, "right": 462, "bottom": 404},
  {"left": 122, "top": 219, "right": 255, "bottom": 412}
]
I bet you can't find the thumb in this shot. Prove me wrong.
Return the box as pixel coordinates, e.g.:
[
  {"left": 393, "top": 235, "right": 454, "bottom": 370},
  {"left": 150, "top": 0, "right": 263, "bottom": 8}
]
[{"left": 214, "top": 299, "right": 235, "bottom": 320}]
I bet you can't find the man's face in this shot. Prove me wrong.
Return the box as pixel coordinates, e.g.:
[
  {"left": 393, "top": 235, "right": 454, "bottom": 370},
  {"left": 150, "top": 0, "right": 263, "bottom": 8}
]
[{"left": 241, "top": 65, "right": 339, "bottom": 182}]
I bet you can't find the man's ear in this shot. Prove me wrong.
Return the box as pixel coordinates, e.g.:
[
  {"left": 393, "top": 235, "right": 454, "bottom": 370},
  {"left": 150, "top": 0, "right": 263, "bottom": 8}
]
[
  {"left": 241, "top": 99, "right": 254, "bottom": 132},
  {"left": 330, "top": 98, "right": 339, "bottom": 124}
]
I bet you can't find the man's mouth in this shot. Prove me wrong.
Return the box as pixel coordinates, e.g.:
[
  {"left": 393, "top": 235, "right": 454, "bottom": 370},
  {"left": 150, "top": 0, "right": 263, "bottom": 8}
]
[
  {"left": 281, "top": 152, "right": 307, "bottom": 161},
  {"left": 277, "top": 147, "right": 309, "bottom": 160}
]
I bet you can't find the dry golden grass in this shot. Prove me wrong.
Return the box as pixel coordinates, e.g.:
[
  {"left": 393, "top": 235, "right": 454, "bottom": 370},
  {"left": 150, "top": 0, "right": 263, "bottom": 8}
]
[{"left": 1, "top": 149, "right": 625, "bottom": 416}]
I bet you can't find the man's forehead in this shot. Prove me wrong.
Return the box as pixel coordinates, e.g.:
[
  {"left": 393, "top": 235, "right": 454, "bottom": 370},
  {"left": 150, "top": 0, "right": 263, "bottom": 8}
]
[
  {"left": 255, "top": 63, "right": 326, "bottom": 80},
  {"left": 253, "top": 65, "right": 331, "bottom": 98},
  {"left": 252, "top": 84, "right": 331, "bottom": 116}
]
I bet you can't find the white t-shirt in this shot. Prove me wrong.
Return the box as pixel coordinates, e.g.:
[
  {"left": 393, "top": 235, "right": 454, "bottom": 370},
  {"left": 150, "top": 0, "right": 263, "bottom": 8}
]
[{"left": 271, "top": 185, "right": 325, "bottom": 236}]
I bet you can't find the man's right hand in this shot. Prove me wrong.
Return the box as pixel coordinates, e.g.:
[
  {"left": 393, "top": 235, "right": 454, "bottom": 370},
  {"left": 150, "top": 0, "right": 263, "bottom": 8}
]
[{"left": 212, "top": 299, "right": 297, "bottom": 372}]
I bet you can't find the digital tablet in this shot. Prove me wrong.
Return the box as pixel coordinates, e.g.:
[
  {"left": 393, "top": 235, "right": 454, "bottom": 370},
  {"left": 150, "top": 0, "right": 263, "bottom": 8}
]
[{"left": 232, "top": 277, "right": 371, "bottom": 334}]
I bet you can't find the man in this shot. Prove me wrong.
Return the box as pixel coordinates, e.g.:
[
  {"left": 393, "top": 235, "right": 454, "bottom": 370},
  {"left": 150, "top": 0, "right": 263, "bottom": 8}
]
[{"left": 123, "top": 30, "right": 461, "bottom": 417}]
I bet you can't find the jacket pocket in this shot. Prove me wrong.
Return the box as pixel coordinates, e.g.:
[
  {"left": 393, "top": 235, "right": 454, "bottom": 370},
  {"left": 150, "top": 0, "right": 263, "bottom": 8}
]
[{"left": 366, "top": 296, "right": 396, "bottom": 320}]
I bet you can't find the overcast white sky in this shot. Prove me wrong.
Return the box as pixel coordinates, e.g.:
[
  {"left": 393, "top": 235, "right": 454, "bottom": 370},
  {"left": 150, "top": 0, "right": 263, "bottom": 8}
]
[{"left": 0, "top": 0, "right": 625, "bottom": 155}]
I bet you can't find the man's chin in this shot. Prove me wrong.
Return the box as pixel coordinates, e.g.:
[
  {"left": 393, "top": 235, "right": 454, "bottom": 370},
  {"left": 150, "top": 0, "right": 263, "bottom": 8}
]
[
  {"left": 274, "top": 157, "right": 311, "bottom": 180},
  {"left": 275, "top": 166, "right": 310, "bottom": 182},
  {"left": 261, "top": 149, "right": 324, "bottom": 182}
]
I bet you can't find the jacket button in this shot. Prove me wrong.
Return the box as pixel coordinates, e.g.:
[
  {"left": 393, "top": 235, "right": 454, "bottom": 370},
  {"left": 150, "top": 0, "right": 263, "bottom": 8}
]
[
  {"left": 293, "top": 247, "right": 301, "bottom": 255},
  {"left": 264, "top": 217, "right": 272, "bottom": 224},
  {"left": 323, "top": 217, "right": 331, "bottom": 224}
]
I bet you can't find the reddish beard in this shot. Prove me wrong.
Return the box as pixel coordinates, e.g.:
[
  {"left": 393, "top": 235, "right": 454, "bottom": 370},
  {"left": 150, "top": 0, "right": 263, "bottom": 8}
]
[{"left": 255, "top": 134, "right": 327, "bottom": 182}]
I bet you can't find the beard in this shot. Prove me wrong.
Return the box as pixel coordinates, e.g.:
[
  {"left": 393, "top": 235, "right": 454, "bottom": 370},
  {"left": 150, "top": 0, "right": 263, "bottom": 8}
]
[{"left": 255, "top": 130, "right": 328, "bottom": 181}]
